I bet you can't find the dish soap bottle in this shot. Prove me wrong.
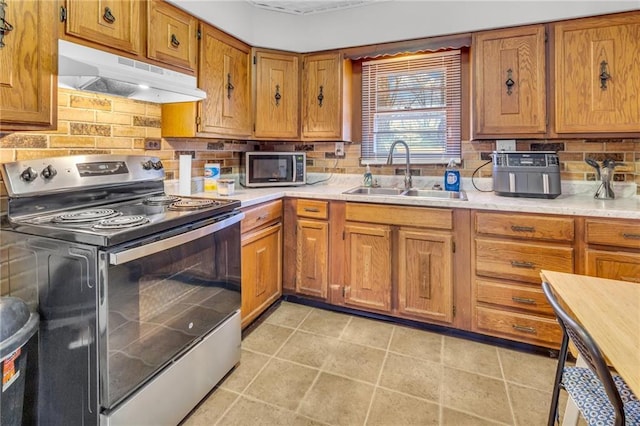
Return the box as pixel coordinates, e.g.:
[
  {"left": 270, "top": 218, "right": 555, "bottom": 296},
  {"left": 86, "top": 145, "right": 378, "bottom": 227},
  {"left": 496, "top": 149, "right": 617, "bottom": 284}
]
[
  {"left": 444, "top": 159, "right": 460, "bottom": 192},
  {"left": 363, "top": 164, "right": 373, "bottom": 187}
]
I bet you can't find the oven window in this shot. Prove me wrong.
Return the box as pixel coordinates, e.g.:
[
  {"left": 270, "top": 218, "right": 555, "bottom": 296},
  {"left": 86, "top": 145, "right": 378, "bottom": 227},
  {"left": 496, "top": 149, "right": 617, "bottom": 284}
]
[
  {"left": 101, "top": 223, "right": 241, "bottom": 408},
  {"left": 250, "top": 155, "right": 292, "bottom": 182}
]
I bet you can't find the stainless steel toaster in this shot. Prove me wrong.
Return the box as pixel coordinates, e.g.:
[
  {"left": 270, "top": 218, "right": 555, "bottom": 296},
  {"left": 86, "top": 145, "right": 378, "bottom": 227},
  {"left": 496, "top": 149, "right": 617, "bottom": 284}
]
[{"left": 492, "top": 151, "right": 561, "bottom": 199}]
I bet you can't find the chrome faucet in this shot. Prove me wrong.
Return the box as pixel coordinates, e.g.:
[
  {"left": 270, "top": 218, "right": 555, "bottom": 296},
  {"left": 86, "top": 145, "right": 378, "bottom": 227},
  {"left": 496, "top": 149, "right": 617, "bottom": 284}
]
[{"left": 386, "top": 140, "right": 412, "bottom": 189}]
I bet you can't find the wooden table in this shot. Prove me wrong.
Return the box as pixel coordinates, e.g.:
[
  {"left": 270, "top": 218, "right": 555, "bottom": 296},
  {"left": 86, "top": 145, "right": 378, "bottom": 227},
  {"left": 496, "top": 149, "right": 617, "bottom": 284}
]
[{"left": 541, "top": 270, "right": 640, "bottom": 423}]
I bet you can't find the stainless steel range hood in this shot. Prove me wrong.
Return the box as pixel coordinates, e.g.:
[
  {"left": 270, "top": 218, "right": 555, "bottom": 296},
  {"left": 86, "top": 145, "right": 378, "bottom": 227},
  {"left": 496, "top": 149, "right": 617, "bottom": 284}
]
[{"left": 58, "top": 39, "right": 206, "bottom": 104}]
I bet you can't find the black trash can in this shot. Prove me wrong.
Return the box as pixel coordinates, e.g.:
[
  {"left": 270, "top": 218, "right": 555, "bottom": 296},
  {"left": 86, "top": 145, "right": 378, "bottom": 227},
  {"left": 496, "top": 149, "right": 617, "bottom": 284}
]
[{"left": 0, "top": 297, "right": 39, "bottom": 426}]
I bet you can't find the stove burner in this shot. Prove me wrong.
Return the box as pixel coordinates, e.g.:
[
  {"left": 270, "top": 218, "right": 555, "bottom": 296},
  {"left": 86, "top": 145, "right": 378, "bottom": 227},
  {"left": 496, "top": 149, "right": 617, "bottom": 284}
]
[
  {"left": 144, "top": 195, "right": 181, "bottom": 206},
  {"left": 53, "top": 209, "right": 121, "bottom": 223},
  {"left": 169, "top": 199, "right": 219, "bottom": 211},
  {"left": 93, "top": 215, "right": 150, "bottom": 230}
]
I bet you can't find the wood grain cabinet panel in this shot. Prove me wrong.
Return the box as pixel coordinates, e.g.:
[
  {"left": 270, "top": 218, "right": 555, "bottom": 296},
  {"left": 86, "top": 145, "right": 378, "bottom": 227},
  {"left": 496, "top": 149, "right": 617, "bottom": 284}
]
[
  {"left": 554, "top": 12, "right": 640, "bottom": 133},
  {"left": 476, "top": 306, "right": 562, "bottom": 347},
  {"left": 147, "top": 0, "right": 198, "bottom": 73},
  {"left": 253, "top": 49, "right": 300, "bottom": 139},
  {"left": 296, "top": 219, "right": 329, "bottom": 298},
  {"left": 585, "top": 219, "right": 640, "bottom": 250},
  {"left": 475, "top": 212, "right": 574, "bottom": 242},
  {"left": 0, "top": 0, "right": 56, "bottom": 130},
  {"left": 473, "top": 25, "right": 547, "bottom": 137},
  {"left": 63, "top": 0, "right": 142, "bottom": 54},
  {"left": 586, "top": 250, "right": 640, "bottom": 284}
]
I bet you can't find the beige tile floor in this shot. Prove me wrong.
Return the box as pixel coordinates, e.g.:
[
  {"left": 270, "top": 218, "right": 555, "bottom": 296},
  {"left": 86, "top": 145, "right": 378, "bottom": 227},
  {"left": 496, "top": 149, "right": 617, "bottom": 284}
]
[{"left": 182, "top": 302, "right": 582, "bottom": 426}]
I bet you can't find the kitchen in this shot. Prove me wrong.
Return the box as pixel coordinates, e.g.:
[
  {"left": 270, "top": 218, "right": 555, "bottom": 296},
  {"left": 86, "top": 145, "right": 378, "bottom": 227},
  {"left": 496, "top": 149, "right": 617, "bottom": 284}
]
[{"left": 0, "top": 0, "right": 639, "bottom": 425}]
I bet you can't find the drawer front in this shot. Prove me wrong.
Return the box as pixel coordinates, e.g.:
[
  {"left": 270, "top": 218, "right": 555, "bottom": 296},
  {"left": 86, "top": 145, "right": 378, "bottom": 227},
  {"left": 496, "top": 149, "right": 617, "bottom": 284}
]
[
  {"left": 585, "top": 220, "right": 640, "bottom": 249},
  {"left": 475, "top": 212, "right": 574, "bottom": 242},
  {"left": 476, "top": 279, "right": 553, "bottom": 315},
  {"left": 241, "top": 200, "right": 282, "bottom": 233},
  {"left": 475, "top": 239, "right": 573, "bottom": 283},
  {"left": 346, "top": 203, "right": 453, "bottom": 230},
  {"left": 475, "top": 306, "right": 561, "bottom": 347},
  {"left": 297, "top": 199, "right": 328, "bottom": 219}
]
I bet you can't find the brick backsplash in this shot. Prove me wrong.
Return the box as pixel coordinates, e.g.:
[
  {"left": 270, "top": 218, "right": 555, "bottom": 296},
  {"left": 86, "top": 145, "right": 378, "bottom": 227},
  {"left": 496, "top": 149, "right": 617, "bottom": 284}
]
[{"left": 1, "top": 88, "right": 639, "bottom": 195}]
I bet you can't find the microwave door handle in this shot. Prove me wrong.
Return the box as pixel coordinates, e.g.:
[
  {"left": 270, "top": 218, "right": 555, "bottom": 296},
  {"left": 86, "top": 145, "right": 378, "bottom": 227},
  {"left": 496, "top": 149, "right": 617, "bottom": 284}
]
[{"left": 108, "top": 212, "right": 244, "bottom": 265}]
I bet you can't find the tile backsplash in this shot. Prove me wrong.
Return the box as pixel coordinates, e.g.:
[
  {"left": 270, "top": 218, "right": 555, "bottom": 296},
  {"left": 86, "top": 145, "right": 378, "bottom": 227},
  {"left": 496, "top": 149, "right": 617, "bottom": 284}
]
[{"left": 1, "top": 89, "right": 638, "bottom": 195}]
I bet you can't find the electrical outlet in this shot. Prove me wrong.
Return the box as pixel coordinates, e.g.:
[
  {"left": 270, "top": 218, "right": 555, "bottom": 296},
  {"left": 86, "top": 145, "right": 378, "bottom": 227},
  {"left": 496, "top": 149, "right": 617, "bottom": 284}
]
[
  {"left": 496, "top": 139, "right": 516, "bottom": 151},
  {"left": 145, "top": 138, "right": 161, "bottom": 150},
  {"left": 334, "top": 142, "right": 345, "bottom": 157}
]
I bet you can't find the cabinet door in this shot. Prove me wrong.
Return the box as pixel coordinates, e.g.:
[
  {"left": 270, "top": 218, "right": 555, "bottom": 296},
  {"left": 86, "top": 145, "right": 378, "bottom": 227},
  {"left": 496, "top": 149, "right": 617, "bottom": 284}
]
[
  {"left": 254, "top": 50, "right": 300, "bottom": 138},
  {"left": 397, "top": 229, "right": 454, "bottom": 323},
  {"left": 554, "top": 13, "right": 640, "bottom": 133},
  {"left": 241, "top": 223, "right": 282, "bottom": 327},
  {"left": 198, "top": 24, "right": 252, "bottom": 137},
  {"left": 147, "top": 0, "right": 198, "bottom": 72},
  {"left": 296, "top": 219, "right": 329, "bottom": 298},
  {"left": 0, "top": 0, "right": 55, "bottom": 130},
  {"left": 64, "top": 0, "right": 142, "bottom": 54},
  {"left": 585, "top": 249, "right": 640, "bottom": 284},
  {"left": 344, "top": 223, "right": 392, "bottom": 312},
  {"left": 302, "top": 53, "right": 343, "bottom": 140},
  {"left": 473, "top": 25, "right": 546, "bottom": 137}
]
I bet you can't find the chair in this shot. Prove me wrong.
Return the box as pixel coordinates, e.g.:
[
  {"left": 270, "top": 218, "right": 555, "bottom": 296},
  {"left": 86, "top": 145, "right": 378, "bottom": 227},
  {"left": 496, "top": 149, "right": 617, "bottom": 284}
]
[{"left": 542, "top": 281, "right": 640, "bottom": 426}]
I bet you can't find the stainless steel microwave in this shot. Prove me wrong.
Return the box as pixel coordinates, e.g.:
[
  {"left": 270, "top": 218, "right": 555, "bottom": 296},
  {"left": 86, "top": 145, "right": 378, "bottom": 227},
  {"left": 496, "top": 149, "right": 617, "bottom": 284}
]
[{"left": 241, "top": 152, "right": 306, "bottom": 187}]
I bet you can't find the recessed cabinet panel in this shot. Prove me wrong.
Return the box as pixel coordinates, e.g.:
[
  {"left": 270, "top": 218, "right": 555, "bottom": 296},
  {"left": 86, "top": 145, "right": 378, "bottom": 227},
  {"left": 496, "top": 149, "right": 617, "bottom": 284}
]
[
  {"left": 585, "top": 250, "right": 640, "bottom": 284},
  {"left": 473, "top": 25, "right": 546, "bottom": 137},
  {"left": 296, "top": 219, "right": 329, "bottom": 298},
  {"left": 554, "top": 13, "right": 640, "bottom": 133}
]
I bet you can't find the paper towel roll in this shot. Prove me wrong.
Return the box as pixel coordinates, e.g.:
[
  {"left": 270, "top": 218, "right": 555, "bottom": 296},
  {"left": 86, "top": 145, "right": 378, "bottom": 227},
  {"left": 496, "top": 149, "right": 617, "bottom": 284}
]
[{"left": 179, "top": 155, "right": 192, "bottom": 195}]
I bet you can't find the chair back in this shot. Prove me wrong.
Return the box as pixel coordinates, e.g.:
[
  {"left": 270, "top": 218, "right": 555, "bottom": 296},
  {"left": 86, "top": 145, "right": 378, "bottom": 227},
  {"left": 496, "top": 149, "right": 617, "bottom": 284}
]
[{"left": 542, "top": 281, "right": 626, "bottom": 426}]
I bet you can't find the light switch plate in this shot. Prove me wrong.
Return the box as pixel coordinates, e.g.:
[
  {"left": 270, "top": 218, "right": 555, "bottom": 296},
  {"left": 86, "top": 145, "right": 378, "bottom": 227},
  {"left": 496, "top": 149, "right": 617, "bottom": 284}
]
[
  {"left": 335, "top": 142, "right": 345, "bottom": 157},
  {"left": 496, "top": 139, "right": 516, "bottom": 151}
]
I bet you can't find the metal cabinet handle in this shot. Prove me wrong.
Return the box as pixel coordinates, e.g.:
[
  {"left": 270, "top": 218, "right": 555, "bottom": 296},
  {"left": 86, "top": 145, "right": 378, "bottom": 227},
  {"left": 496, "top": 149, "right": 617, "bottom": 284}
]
[
  {"left": 512, "top": 296, "right": 536, "bottom": 305},
  {"left": 257, "top": 214, "right": 268, "bottom": 220},
  {"left": 511, "top": 225, "right": 535, "bottom": 233},
  {"left": 505, "top": 68, "right": 515, "bottom": 95},
  {"left": 274, "top": 84, "right": 281, "bottom": 106},
  {"left": 317, "top": 85, "right": 324, "bottom": 107},
  {"left": 512, "top": 324, "right": 536, "bottom": 334},
  {"left": 623, "top": 233, "right": 640, "bottom": 240},
  {"left": 304, "top": 207, "right": 320, "bottom": 213},
  {"left": 103, "top": 7, "right": 116, "bottom": 24},
  {"left": 510, "top": 260, "right": 535, "bottom": 269},
  {"left": 171, "top": 34, "right": 180, "bottom": 48},
  {"left": 226, "top": 73, "right": 234, "bottom": 99},
  {"left": 599, "top": 60, "right": 611, "bottom": 90}
]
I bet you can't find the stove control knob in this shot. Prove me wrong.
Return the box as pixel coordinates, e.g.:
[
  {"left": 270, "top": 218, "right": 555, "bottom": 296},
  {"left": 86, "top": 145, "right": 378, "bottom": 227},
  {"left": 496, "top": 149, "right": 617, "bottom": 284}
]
[
  {"left": 142, "top": 160, "right": 153, "bottom": 170},
  {"left": 152, "top": 160, "right": 164, "bottom": 170},
  {"left": 20, "top": 167, "right": 38, "bottom": 182},
  {"left": 41, "top": 165, "right": 57, "bottom": 180}
]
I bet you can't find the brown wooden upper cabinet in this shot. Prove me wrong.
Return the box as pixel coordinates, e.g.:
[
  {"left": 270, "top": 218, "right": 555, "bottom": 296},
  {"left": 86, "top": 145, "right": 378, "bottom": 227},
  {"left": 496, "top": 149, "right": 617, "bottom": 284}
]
[
  {"left": 253, "top": 49, "right": 300, "bottom": 139},
  {"left": 472, "top": 25, "right": 547, "bottom": 139},
  {"left": 553, "top": 12, "right": 640, "bottom": 134},
  {"left": 147, "top": 0, "right": 198, "bottom": 74},
  {"left": 301, "top": 52, "right": 352, "bottom": 141},
  {"left": 0, "top": 0, "right": 56, "bottom": 131},
  {"left": 162, "top": 22, "right": 252, "bottom": 138},
  {"left": 61, "top": 0, "right": 143, "bottom": 55}
]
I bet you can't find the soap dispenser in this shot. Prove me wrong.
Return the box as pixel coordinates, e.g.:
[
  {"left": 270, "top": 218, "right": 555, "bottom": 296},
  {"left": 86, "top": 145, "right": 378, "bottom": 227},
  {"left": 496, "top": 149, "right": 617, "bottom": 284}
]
[
  {"left": 444, "top": 159, "right": 460, "bottom": 192},
  {"left": 363, "top": 164, "right": 373, "bottom": 187}
]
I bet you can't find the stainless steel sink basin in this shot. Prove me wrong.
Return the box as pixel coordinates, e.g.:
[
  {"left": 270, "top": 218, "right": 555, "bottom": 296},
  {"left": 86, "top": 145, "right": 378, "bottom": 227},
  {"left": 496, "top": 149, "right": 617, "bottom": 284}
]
[
  {"left": 343, "top": 186, "right": 407, "bottom": 196},
  {"left": 403, "top": 189, "right": 468, "bottom": 200},
  {"left": 343, "top": 186, "right": 467, "bottom": 201}
]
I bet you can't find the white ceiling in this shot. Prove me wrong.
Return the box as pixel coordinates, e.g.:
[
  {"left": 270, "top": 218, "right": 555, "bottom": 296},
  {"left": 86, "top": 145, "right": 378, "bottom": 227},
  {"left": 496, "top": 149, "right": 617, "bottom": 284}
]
[{"left": 245, "top": 0, "right": 381, "bottom": 15}]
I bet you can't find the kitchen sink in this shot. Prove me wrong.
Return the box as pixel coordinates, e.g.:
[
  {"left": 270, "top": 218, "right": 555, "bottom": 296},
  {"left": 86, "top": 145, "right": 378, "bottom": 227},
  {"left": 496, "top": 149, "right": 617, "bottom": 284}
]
[{"left": 342, "top": 186, "right": 467, "bottom": 201}]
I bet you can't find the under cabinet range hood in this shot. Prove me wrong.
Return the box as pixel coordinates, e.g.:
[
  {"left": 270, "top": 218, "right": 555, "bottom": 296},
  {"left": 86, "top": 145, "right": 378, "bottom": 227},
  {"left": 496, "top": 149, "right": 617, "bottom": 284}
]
[{"left": 58, "top": 39, "right": 206, "bottom": 103}]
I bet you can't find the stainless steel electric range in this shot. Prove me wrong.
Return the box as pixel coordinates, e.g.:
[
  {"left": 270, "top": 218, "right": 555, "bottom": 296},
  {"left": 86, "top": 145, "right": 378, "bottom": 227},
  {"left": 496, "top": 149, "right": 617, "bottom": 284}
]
[{"left": 0, "top": 155, "right": 243, "bottom": 426}]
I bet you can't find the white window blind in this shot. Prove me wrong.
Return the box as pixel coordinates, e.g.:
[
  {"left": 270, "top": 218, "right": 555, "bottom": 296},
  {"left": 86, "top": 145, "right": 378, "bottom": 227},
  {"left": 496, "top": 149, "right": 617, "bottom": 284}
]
[{"left": 361, "top": 50, "right": 462, "bottom": 165}]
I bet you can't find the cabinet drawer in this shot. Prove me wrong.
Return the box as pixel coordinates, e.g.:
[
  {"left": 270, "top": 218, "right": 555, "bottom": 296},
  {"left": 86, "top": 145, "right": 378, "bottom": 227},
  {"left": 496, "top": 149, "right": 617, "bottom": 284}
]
[
  {"left": 475, "top": 239, "right": 573, "bottom": 283},
  {"left": 241, "top": 200, "right": 282, "bottom": 234},
  {"left": 346, "top": 203, "right": 453, "bottom": 230},
  {"left": 296, "top": 199, "right": 328, "bottom": 219},
  {"left": 585, "top": 220, "right": 640, "bottom": 250},
  {"left": 475, "top": 212, "right": 574, "bottom": 242},
  {"left": 476, "top": 306, "right": 561, "bottom": 347},
  {"left": 476, "top": 279, "right": 553, "bottom": 315}
]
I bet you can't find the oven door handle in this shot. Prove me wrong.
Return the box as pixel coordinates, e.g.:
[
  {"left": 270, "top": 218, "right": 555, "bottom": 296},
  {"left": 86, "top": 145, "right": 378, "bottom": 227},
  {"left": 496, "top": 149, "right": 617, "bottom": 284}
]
[{"left": 109, "top": 212, "right": 245, "bottom": 265}]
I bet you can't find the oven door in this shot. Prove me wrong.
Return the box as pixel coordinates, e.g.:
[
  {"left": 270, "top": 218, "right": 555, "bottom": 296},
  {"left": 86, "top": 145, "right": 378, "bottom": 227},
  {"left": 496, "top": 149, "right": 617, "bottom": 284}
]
[{"left": 98, "top": 212, "right": 243, "bottom": 410}]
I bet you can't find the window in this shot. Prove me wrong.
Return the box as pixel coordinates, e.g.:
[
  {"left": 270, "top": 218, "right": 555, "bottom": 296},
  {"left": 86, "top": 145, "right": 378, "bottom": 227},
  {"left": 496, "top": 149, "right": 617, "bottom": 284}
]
[{"left": 361, "top": 50, "right": 462, "bottom": 165}]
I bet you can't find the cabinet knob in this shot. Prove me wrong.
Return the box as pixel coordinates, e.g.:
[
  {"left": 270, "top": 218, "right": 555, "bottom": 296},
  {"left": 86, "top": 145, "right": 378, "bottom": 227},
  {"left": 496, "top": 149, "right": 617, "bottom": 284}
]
[
  {"left": 274, "top": 84, "right": 281, "bottom": 106},
  {"left": 599, "top": 60, "right": 611, "bottom": 90},
  {"left": 226, "top": 73, "right": 234, "bottom": 99},
  {"left": 171, "top": 34, "right": 180, "bottom": 48},
  {"left": 505, "top": 68, "right": 515, "bottom": 95},
  {"left": 102, "top": 7, "right": 116, "bottom": 24},
  {"left": 317, "top": 85, "right": 324, "bottom": 107}
]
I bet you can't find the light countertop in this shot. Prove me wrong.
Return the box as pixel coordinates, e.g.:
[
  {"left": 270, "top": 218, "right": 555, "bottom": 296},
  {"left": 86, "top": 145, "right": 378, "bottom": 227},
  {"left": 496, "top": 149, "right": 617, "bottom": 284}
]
[{"left": 166, "top": 175, "right": 640, "bottom": 220}]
